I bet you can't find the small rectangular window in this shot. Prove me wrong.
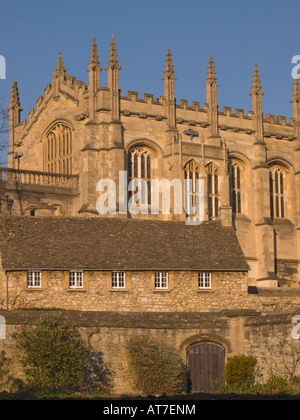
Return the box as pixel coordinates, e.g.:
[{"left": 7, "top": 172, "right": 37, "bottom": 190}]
[
  {"left": 198, "top": 272, "right": 212, "bottom": 289},
  {"left": 69, "top": 271, "right": 83, "bottom": 289},
  {"left": 155, "top": 272, "right": 168, "bottom": 289},
  {"left": 27, "top": 271, "right": 41, "bottom": 289},
  {"left": 112, "top": 272, "right": 126, "bottom": 289}
]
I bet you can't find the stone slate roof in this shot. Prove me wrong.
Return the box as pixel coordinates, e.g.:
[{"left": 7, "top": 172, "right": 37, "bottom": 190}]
[{"left": 0, "top": 217, "right": 249, "bottom": 272}]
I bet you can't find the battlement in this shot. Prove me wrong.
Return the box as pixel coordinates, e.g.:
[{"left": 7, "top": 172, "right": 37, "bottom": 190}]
[
  {"left": 118, "top": 93, "right": 294, "bottom": 130},
  {"left": 10, "top": 36, "right": 296, "bottom": 143},
  {"left": 121, "top": 90, "right": 162, "bottom": 105},
  {"left": 18, "top": 79, "right": 295, "bottom": 142},
  {"left": 264, "top": 114, "right": 292, "bottom": 126},
  {"left": 116, "top": 89, "right": 295, "bottom": 140},
  {"left": 219, "top": 106, "right": 252, "bottom": 119}
]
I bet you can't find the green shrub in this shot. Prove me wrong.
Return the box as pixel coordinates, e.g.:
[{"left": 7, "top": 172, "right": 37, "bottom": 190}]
[
  {"left": 224, "top": 355, "right": 258, "bottom": 390},
  {"left": 126, "top": 336, "right": 184, "bottom": 395},
  {"left": 13, "top": 313, "right": 97, "bottom": 394},
  {"left": 291, "top": 376, "right": 300, "bottom": 394},
  {"left": 265, "top": 374, "right": 290, "bottom": 395},
  {"left": 0, "top": 351, "right": 11, "bottom": 391}
]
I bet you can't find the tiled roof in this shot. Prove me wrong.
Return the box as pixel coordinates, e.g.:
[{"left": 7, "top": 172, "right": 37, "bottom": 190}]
[{"left": 0, "top": 217, "right": 249, "bottom": 271}]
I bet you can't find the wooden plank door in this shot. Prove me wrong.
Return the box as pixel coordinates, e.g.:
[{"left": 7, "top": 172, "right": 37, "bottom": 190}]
[{"left": 188, "top": 342, "right": 225, "bottom": 393}]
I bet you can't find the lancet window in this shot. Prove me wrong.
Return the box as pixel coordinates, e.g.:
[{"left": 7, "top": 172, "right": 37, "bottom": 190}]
[
  {"left": 45, "top": 123, "right": 72, "bottom": 174},
  {"left": 230, "top": 162, "right": 242, "bottom": 214},
  {"left": 184, "top": 160, "right": 201, "bottom": 217},
  {"left": 128, "top": 147, "right": 152, "bottom": 205},
  {"left": 270, "top": 166, "right": 285, "bottom": 219},
  {"left": 206, "top": 162, "right": 219, "bottom": 220}
]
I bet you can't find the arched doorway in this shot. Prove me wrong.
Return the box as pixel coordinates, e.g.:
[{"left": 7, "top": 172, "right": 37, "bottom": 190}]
[{"left": 187, "top": 342, "right": 225, "bottom": 394}]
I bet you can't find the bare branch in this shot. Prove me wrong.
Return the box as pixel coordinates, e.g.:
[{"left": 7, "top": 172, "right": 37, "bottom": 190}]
[
  {"left": 260, "top": 324, "right": 300, "bottom": 383},
  {"left": 0, "top": 99, "right": 8, "bottom": 135}
]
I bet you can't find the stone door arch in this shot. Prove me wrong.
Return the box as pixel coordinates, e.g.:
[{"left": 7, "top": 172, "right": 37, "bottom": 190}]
[{"left": 187, "top": 341, "right": 225, "bottom": 394}]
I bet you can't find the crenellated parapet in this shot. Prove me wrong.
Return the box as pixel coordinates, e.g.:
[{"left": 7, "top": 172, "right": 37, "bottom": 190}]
[
  {"left": 8, "top": 38, "right": 299, "bottom": 160},
  {"left": 115, "top": 88, "right": 296, "bottom": 142}
]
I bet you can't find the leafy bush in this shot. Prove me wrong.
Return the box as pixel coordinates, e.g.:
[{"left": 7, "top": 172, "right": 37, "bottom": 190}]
[
  {"left": 83, "top": 351, "right": 114, "bottom": 395},
  {"left": 13, "top": 313, "right": 103, "bottom": 394},
  {"left": 126, "top": 336, "right": 184, "bottom": 395},
  {"left": 224, "top": 355, "right": 258, "bottom": 390},
  {"left": 291, "top": 376, "right": 300, "bottom": 394},
  {"left": 0, "top": 351, "right": 11, "bottom": 391},
  {"left": 265, "top": 374, "right": 290, "bottom": 395}
]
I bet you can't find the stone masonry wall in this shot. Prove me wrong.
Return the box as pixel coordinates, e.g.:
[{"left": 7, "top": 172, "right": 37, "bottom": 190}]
[
  {"left": 2, "top": 270, "right": 300, "bottom": 313},
  {"left": 0, "top": 310, "right": 299, "bottom": 394},
  {"left": 2, "top": 270, "right": 248, "bottom": 312}
]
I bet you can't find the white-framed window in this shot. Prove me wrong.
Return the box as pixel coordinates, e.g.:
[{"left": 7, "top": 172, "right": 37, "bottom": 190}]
[
  {"left": 198, "top": 272, "right": 212, "bottom": 290},
  {"left": 155, "top": 272, "right": 168, "bottom": 289},
  {"left": 112, "top": 272, "right": 126, "bottom": 289},
  {"left": 27, "top": 271, "right": 41, "bottom": 289},
  {"left": 69, "top": 271, "right": 83, "bottom": 289}
]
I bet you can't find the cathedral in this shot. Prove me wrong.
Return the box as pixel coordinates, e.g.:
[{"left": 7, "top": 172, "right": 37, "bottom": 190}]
[
  {"left": 1, "top": 36, "right": 300, "bottom": 395},
  {"left": 2, "top": 35, "right": 300, "bottom": 293}
]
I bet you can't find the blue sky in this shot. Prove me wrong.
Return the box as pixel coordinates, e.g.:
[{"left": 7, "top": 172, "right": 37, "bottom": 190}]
[{"left": 0, "top": 0, "right": 299, "bottom": 124}]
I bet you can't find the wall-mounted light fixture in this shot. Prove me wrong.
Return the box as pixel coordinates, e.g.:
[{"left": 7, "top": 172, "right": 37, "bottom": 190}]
[
  {"left": 14, "top": 152, "right": 23, "bottom": 171},
  {"left": 6, "top": 195, "right": 14, "bottom": 215}
]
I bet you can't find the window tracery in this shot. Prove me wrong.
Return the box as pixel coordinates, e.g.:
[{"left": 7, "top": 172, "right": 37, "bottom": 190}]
[
  {"left": 269, "top": 166, "right": 286, "bottom": 219},
  {"left": 206, "top": 162, "right": 219, "bottom": 220},
  {"left": 128, "top": 147, "right": 152, "bottom": 205},
  {"left": 230, "top": 162, "right": 243, "bottom": 214},
  {"left": 45, "top": 123, "right": 72, "bottom": 174}
]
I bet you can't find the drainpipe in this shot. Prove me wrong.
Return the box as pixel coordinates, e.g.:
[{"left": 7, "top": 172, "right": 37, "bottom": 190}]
[
  {"left": 5, "top": 270, "right": 9, "bottom": 310},
  {"left": 273, "top": 228, "right": 278, "bottom": 276}
]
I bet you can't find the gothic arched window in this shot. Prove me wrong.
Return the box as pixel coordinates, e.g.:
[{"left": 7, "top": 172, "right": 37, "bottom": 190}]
[
  {"left": 184, "top": 160, "right": 201, "bottom": 216},
  {"left": 206, "top": 162, "right": 219, "bottom": 220},
  {"left": 45, "top": 123, "right": 72, "bottom": 174},
  {"left": 128, "top": 147, "right": 152, "bottom": 205},
  {"left": 230, "top": 162, "right": 242, "bottom": 214},
  {"left": 270, "top": 166, "right": 285, "bottom": 218}
]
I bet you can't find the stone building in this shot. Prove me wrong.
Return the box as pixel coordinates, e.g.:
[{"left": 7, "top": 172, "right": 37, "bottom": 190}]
[
  {"left": 0, "top": 216, "right": 249, "bottom": 312},
  {"left": 2, "top": 36, "right": 300, "bottom": 288},
  {"left": 0, "top": 37, "right": 300, "bottom": 394},
  {"left": 0, "top": 216, "right": 300, "bottom": 314},
  {"left": 0, "top": 217, "right": 299, "bottom": 393}
]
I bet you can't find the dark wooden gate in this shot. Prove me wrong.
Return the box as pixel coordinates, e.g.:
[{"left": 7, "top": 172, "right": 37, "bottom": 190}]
[{"left": 187, "top": 342, "right": 225, "bottom": 394}]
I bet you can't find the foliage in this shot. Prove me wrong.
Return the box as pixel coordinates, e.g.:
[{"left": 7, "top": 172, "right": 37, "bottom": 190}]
[
  {"left": 292, "top": 376, "right": 300, "bottom": 394},
  {"left": 82, "top": 350, "right": 114, "bottom": 395},
  {"left": 224, "top": 355, "right": 258, "bottom": 391},
  {"left": 221, "top": 356, "right": 297, "bottom": 396},
  {"left": 13, "top": 313, "right": 101, "bottom": 394},
  {"left": 259, "top": 325, "right": 300, "bottom": 384},
  {"left": 265, "top": 374, "right": 290, "bottom": 395},
  {"left": 0, "top": 351, "right": 11, "bottom": 391},
  {"left": 126, "top": 336, "right": 185, "bottom": 396},
  {"left": 0, "top": 102, "right": 8, "bottom": 134}
]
